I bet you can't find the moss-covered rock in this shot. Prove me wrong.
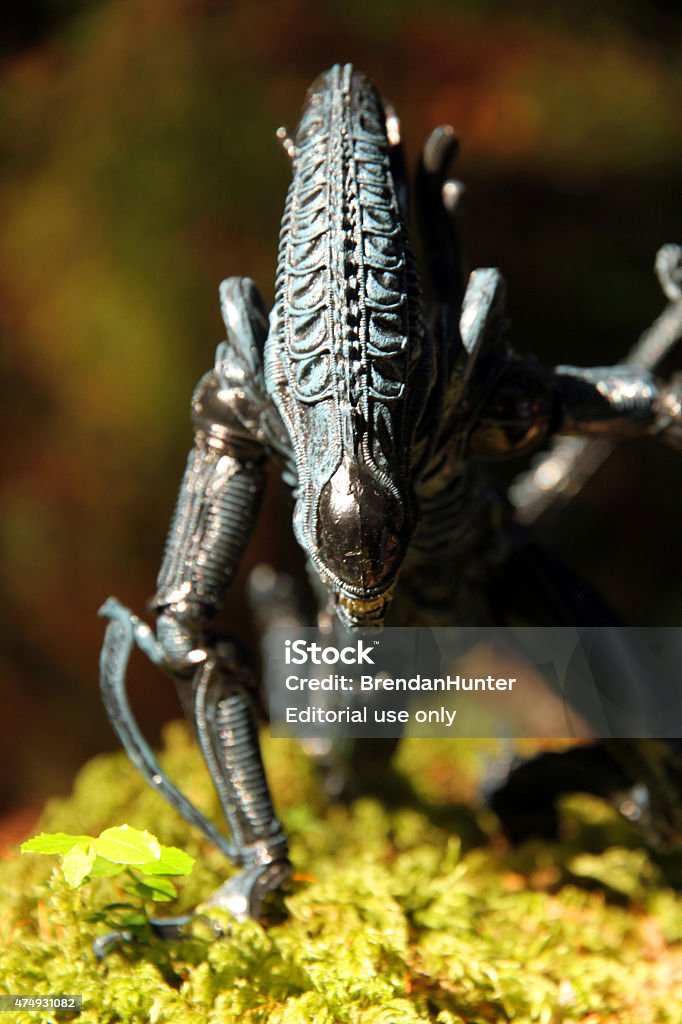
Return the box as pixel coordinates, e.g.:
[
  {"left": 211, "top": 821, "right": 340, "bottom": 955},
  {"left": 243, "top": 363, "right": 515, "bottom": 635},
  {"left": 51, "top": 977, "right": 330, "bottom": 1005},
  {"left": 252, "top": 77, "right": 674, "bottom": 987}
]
[{"left": 2, "top": 726, "right": 681, "bottom": 1023}]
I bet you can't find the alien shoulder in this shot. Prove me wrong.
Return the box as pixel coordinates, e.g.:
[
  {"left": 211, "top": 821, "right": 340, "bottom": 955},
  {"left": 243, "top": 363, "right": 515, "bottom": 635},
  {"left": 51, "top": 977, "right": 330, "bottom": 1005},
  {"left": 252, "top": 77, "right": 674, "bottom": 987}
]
[
  {"left": 190, "top": 277, "right": 272, "bottom": 459},
  {"left": 469, "top": 353, "right": 556, "bottom": 458}
]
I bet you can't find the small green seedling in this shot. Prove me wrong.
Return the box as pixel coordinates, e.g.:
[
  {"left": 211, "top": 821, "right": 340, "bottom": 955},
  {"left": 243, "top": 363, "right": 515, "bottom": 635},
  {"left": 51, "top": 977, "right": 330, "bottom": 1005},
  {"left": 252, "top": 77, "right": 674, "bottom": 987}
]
[{"left": 22, "top": 825, "right": 195, "bottom": 943}]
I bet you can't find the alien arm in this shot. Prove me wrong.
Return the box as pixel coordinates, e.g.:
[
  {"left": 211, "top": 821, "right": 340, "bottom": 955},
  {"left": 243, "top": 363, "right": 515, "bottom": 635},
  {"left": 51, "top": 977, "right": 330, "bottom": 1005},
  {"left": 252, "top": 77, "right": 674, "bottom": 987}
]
[
  {"left": 151, "top": 369, "right": 267, "bottom": 667},
  {"left": 147, "top": 278, "right": 292, "bottom": 916},
  {"left": 466, "top": 248, "right": 682, "bottom": 460},
  {"left": 151, "top": 276, "right": 275, "bottom": 665},
  {"left": 550, "top": 364, "right": 681, "bottom": 447},
  {"left": 469, "top": 354, "right": 681, "bottom": 460}
]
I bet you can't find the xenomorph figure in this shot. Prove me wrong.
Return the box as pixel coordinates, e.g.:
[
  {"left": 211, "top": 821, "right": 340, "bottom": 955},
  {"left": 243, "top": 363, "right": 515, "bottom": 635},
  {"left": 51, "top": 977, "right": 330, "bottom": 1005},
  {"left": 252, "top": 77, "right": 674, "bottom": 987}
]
[{"left": 100, "top": 64, "right": 682, "bottom": 930}]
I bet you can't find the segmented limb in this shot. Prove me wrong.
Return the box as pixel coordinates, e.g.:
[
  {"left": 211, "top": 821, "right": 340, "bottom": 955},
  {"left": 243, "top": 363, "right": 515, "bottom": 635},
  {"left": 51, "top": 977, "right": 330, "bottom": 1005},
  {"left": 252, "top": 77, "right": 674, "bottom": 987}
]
[
  {"left": 190, "top": 648, "right": 290, "bottom": 921},
  {"left": 98, "top": 278, "right": 291, "bottom": 944},
  {"left": 98, "top": 598, "right": 238, "bottom": 863},
  {"left": 98, "top": 607, "right": 290, "bottom": 945},
  {"left": 152, "top": 279, "right": 291, "bottom": 923},
  {"left": 510, "top": 243, "right": 682, "bottom": 523},
  {"left": 97, "top": 602, "right": 289, "bottom": 948}
]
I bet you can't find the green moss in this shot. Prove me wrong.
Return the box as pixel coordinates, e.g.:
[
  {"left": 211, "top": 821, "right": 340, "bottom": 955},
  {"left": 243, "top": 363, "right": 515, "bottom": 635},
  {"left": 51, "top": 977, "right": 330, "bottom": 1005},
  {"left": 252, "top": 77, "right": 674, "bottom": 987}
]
[{"left": 2, "top": 727, "right": 682, "bottom": 1023}]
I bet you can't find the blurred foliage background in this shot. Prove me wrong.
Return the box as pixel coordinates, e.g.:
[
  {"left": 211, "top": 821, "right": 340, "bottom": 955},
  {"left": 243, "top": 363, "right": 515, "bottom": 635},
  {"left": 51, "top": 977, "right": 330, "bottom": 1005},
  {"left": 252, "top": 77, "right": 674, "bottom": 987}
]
[{"left": 1, "top": 0, "right": 681, "bottom": 816}]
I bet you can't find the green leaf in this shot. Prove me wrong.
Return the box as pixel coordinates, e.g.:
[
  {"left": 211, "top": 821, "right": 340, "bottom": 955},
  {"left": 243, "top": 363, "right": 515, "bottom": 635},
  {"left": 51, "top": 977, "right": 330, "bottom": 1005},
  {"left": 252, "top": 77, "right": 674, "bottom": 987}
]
[
  {"left": 62, "top": 843, "right": 96, "bottom": 887},
  {"left": 89, "top": 856, "right": 127, "bottom": 878},
  {"left": 21, "top": 832, "right": 93, "bottom": 856},
  {"left": 128, "top": 876, "right": 178, "bottom": 902},
  {"left": 93, "top": 825, "right": 161, "bottom": 865},
  {"left": 137, "top": 844, "right": 194, "bottom": 877}
]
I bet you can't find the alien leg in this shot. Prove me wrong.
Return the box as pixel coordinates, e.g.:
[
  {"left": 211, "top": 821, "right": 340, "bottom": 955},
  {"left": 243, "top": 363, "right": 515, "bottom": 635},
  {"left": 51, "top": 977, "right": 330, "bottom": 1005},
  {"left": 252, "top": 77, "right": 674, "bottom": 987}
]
[
  {"left": 138, "top": 272, "right": 294, "bottom": 925},
  {"left": 98, "top": 600, "right": 289, "bottom": 946},
  {"left": 189, "top": 649, "right": 290, "bottom": 921},
  {"left": 151, "top": 436, "right": 291, "bottom": 925}
]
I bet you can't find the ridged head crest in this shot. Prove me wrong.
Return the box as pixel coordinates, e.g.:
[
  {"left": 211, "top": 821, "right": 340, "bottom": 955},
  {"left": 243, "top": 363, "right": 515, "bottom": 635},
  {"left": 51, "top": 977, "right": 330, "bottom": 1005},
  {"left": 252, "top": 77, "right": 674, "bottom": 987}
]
[{"left": 264, "top": 64, "right": 430, "bottom": 625}]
